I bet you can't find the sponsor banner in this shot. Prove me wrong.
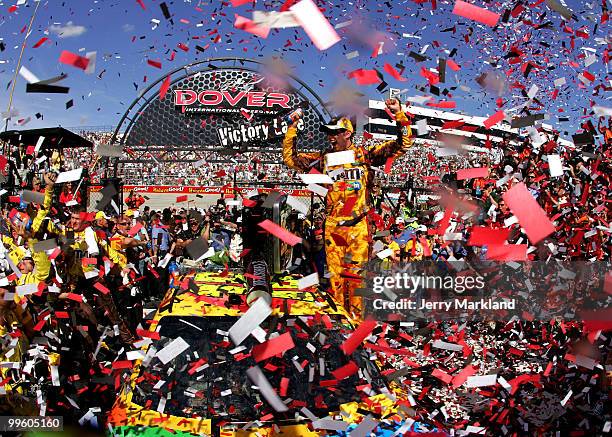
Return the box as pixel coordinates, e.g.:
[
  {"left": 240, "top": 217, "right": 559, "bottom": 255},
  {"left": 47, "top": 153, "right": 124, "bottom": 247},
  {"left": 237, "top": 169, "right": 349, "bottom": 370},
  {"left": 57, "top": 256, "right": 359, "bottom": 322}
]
[{"left": 89, "top": 185, "right": 312, "bottom": 197}]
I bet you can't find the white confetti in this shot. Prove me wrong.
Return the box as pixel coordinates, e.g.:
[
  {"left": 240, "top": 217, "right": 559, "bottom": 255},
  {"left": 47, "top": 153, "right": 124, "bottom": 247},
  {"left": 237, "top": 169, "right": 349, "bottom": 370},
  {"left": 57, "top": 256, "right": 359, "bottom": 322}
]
[
  {"left": 229, "top": 298, "right": 272, "bottom": 346},
  {"left": 156, "top": 337, "right": 189, "bottom": 364}
]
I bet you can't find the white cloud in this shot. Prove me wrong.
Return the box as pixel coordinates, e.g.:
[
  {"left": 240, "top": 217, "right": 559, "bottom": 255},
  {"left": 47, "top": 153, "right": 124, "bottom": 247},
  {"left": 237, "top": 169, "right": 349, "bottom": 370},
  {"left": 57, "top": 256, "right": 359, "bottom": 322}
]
[
  {"left": 122, "top": 23, "right": 135, "bottom": 32},
  {"left": 49, "top": 21, "right": 86, "bottom": 38}
]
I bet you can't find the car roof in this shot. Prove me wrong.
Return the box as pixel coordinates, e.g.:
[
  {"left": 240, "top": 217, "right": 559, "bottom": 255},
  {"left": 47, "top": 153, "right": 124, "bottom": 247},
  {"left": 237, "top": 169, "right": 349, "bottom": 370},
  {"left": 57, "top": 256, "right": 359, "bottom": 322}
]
[{"left": 154, "top": 271, "right": 351, "bottom": 322}]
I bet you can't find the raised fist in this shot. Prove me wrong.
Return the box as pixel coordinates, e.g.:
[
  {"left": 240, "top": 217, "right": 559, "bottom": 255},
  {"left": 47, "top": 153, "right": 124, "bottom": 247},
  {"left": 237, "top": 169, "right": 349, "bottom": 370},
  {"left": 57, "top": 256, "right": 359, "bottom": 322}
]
[
  {"left": 385, "top": 98, "right": 401, "bottom": 115},
  {"left": 44, "top": 171, "right": 57, "bottom": 187}
]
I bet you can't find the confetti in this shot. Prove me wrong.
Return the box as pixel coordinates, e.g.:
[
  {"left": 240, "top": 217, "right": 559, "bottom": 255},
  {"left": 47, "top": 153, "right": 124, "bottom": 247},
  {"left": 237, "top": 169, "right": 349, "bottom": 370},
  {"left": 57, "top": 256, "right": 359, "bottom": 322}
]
[
  {"left": 246, "top": 366, "right": 289, "bottom": 412},
  {"left": 159, "top": 75, "right": 171, "bottom": 100},
  {"left": 297, "top": 272, "right": 319, "bottom": 290},
  {"left": 341, "top": 320, "right": 376, "bottom": 355},
  {"left": 503, "top": 182, "right": 555, "bottom": 244},
  {"left": 234, "top": 14, "right": 271, "bottom": 38},
  {"left": 55, "top": 168, "right": 83, "bottom": 184},
  {"left": 456, "top": 167, "right": 489, "bottom": 180},
  {"left": 257, "top": 220, "right": 302, "bottom": 246},
  {"left": 348, "top": 69, "right": 382, "bottom": 86},
  {"left": 58, "top": 50, "right": 90, "bottom": 70},
  {"left": 156, "top": 337, "right": 189, "bottom": 364},
  {"left": 384, "top": 63, "right": 407, "bottom": 82},
  {"left": 252, "top": 11, "right": 299, "bottom": 28},
  {"left": 546, "top": 155, "right": 563, "bottom": 177},
  {"left": 19, "top": 66, "right": 40, "bottom": 83},
  {"left": 452, "top": 0, "right": 500, "bottom": 27},
  {"left": 468, "top": 226, "right": 510, "bottom": 246},
  {"left": 326, "top": 150, "right": 355, "bottom": 167},
  {"left": 251, "top": 332, "right": 295, "bottom": 362},
  {"left": 290, "top": 0, "right": 340, "bottom": 50},
  {"left": 483, "top": 110, "right": 505, "bottom": 129},
  {"left": 229, "top": 298, "right": 272, "bottom": 345}
]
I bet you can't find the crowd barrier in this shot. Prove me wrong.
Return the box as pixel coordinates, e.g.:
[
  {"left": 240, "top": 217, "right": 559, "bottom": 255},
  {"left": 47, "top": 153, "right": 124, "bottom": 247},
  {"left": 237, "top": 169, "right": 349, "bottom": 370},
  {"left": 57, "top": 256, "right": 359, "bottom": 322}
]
[
  {"left": 89, "top": 185, "right": 313, "bottom": 196},
  {"left": 88, "top": 185, "right": 315, "bottom": 211}
]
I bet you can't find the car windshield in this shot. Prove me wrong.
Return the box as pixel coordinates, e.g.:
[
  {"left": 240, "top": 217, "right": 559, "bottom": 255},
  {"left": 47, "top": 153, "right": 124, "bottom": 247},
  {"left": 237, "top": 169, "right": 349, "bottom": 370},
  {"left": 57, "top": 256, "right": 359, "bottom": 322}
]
[{"left": 131, "top": 315, "right": 387, "bottom": 423}]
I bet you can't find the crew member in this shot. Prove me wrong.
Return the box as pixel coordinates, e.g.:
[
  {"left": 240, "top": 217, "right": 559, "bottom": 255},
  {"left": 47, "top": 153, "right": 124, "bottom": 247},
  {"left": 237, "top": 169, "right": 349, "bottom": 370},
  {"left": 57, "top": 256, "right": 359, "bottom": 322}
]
[
  {"left": 125, "top": 189, "right": 145, "bottom": 213},
  {"left": 282, "top": 99, "right": 413, "bottom": 316}
]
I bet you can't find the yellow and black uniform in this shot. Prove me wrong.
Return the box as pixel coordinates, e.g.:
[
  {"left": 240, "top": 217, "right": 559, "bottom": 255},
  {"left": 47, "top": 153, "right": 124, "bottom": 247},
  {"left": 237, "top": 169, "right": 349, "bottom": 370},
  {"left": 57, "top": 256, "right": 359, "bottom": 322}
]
[
  {"left": 1, "top": 233, "right": 50, "bottom": 335},
  {"left": 283, "top": 113, "right": 413, "bottom": 315},
  {"left": 0, "top": 308, "right": 35, "bottom": 414},
  {"left": 16, "top": 239, "right": 51, "bottom": 286},
  {"left": 33, "top": 186, "right": 127, "bottom": 280}
]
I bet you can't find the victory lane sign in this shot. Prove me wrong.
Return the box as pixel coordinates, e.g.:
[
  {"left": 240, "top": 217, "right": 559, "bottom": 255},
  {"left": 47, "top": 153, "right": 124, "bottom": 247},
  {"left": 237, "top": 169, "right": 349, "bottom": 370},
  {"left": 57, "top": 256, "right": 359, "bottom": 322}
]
[{"left": 216, "top": 117, "right": 305, "bottom": 147}]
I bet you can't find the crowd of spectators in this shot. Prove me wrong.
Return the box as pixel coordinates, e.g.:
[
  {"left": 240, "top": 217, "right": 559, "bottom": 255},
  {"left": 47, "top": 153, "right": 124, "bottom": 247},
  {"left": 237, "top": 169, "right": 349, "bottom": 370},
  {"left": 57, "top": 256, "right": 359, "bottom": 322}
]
[
  {"left": 0, "top": 172, "right": 249, "bottom": 422},
  {"left": 71, "top": 130, "right": 482, "bottom": 188},
  {"left": 0, "top": 117, "right": 610, "bottom": 431}
]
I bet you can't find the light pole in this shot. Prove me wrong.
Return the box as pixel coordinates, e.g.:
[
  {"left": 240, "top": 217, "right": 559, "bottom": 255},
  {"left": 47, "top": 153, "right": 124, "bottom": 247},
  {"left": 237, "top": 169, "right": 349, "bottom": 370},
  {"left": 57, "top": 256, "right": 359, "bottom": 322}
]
[{"left": 4, "top": 0, "right": 42, "bottom": 131}]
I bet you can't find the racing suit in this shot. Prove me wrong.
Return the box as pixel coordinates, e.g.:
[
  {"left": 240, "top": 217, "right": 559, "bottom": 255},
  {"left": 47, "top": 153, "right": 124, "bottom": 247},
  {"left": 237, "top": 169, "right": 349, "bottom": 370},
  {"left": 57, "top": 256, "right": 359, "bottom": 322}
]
[{"left": 283, "top": 112, "right": 413, "bottom": 316}]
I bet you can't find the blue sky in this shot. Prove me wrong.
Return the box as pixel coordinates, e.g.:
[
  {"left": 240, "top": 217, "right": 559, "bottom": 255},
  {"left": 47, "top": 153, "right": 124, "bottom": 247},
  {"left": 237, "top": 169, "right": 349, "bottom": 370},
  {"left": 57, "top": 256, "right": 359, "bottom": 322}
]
[{"left": 0, "top": 0, "right": 609, "bottom": 134}]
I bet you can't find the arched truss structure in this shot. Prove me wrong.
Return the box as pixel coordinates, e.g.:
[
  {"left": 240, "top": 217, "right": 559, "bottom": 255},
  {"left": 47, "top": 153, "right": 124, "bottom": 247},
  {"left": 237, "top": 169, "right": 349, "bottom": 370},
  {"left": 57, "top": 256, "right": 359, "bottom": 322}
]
[{"left": 106, "top": 58, "right": 333, "bottom": 178}]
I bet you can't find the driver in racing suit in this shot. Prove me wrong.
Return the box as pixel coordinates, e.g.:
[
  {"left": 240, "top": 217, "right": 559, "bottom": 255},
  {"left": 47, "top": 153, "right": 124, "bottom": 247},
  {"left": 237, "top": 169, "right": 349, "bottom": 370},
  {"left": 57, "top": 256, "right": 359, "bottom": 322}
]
[{"left": 282, "top": 98, "right": 413, "bottom": 316}]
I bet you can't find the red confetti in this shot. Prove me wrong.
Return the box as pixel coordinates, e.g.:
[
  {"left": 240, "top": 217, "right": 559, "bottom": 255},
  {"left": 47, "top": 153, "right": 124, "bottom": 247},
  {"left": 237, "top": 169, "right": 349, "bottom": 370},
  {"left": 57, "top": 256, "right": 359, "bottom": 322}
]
[
  {"left": 257, "top": 220, "right": 302, "bottom": 246},
  {"left": 128, "top": 222, "right": 143, "bottom": 237},
  {"left": 66, "top": 293, "right": 83, "bottom": 302},
  {"left": 384, "top": 63, "right": 407, "bottom": 81},
  {"left": 426, "top": 100, "right": 456, "bottom": 109},
  {"left": 330, "top": 232, "right": 349, "bottom": 247},
  {"left": 432, "top": 368, "right": 453, "bottom": 384},
  {"left": 341, "top": 195, "right": 357, "bottom": 216},
  {"left": 456, "top": 167, "right": 489, "bottom": 180},
  {"left": 251, "top": 332, "right": 295, "bottom": 362},
  {"left": 58, "top": 50, "right": 90, "bottom": 70},
  {"left": 234, "top": 14, "right": 270, "bottom": 38},
  {"left": 447, "top": 59, "right": 461, "bottom": 71},
  {"left": 147, "top": 59, "right": 162, "bottom": 69},
  {"left": 483, "top": 110, "right": 505, "bottom": 129},
  {"left": 279, "top": 377, "right": 289, "bottom": 397},
  {"left": 348, "top": 69, "right": 382, "bottom": 86},
  {"left": 384, "top": 157, "right": 394, "bottom": 174},
  {"left": 32, "top": 37, "right": 49, "bottom": 48},
  {"left": 452, "top": 0, "right": 500, "bottom": 27},
  {"left": 341, "top": 320, "right": 377, "bottom": 355},
  {"left": 468, "top": 226, "right": 510, "bottom": 246},
  {"left": 331, "top": 361, "right": 359, "bottom": 380},
  {"left": 486, "top": 244, "right": 528, "bottom": 261},
  {"left": 159, "top": 75, "right": 171, "bottom": 100},
  {"left": 93, "top": 282, "right": 110, "bottom": 295},
  {"left": 502, "top": 182, "right": 555, "bottom": 244}
]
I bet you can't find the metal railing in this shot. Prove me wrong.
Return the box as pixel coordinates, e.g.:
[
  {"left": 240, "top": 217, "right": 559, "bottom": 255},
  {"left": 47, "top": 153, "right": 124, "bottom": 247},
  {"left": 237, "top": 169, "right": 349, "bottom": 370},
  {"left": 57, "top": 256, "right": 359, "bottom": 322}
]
[{"left": 66, "top": 125, "right": 119, "bottom": 133}]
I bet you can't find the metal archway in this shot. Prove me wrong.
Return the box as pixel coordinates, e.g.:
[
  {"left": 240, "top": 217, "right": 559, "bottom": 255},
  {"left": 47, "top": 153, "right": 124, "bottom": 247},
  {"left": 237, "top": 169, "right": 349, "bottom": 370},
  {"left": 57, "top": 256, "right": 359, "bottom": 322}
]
[{"left": 107, "top": 57, "right": 333, "bottom": 178}]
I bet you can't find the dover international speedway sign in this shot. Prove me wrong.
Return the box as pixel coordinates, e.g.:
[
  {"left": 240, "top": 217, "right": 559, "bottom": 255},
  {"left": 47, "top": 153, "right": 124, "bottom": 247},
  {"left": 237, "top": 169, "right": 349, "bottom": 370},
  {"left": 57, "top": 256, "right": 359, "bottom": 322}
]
[
  {"left": 116, "top": 59, "right": 331, "bottom": 153},
  {"left": 173, "top": 72, "right": 309, "bottom": 148}
]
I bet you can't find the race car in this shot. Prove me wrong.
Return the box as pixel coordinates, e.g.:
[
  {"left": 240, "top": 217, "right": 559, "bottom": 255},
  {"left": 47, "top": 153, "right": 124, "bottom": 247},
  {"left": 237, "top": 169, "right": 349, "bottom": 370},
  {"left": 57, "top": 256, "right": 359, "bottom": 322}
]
[{"left": 107, "top": 269, "right": 442, "bottom": 436}]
